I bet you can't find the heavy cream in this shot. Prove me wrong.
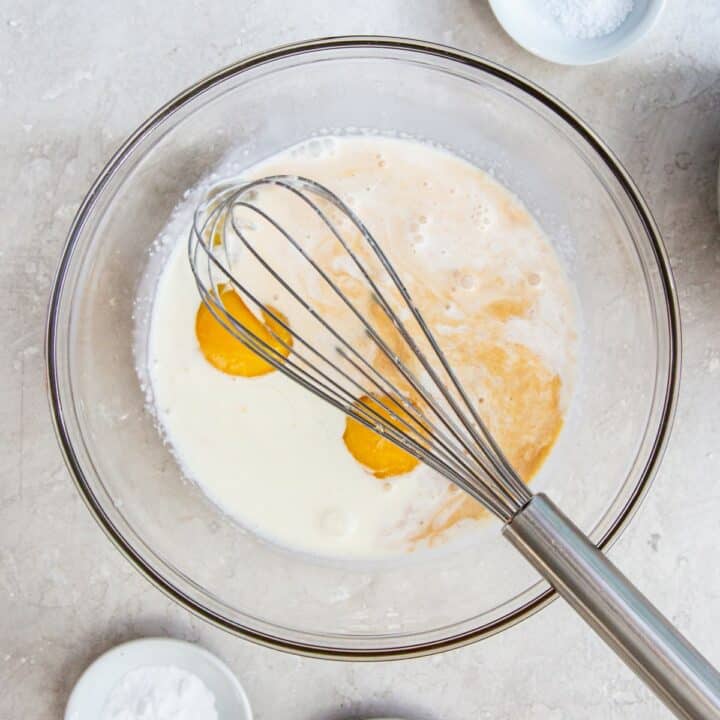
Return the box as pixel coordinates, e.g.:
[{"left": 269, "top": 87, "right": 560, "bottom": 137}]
[{"left": 145, "top": 135, "right": 577, "bottom": 558}]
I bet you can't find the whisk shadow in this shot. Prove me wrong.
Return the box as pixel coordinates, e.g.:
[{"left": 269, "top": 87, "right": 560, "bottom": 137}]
[{"left": 314, "top": 698, "right": 438, "bottom": 720}]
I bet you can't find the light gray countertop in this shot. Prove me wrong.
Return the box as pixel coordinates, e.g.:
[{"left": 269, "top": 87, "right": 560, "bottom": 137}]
[{"left": 2, "top": 1, "right": 719, "bottom": 718}]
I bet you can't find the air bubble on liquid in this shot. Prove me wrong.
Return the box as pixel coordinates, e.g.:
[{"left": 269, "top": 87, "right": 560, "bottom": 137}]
[
  {"left": 418, "top": 215, "right": 427, "bottom": 225},
  {"left": 471, "top": 203, "right": 492, "bottom": 230},
  {"left": 319, "top": 508, "right": 352, "bottom": 537},
  {"left": 460, "top": 274, "right": 476, "bottom": 290},
  {"left": 307, "top": 139, "right": 324, "bottom": 158},
  {"left": 527, "top": 272, "right": 541, "bottom": 286}
]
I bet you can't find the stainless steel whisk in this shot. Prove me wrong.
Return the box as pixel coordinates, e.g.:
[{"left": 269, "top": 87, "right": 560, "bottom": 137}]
[{"left": 189, "top": 175, "right": 720, "bottom": 719}]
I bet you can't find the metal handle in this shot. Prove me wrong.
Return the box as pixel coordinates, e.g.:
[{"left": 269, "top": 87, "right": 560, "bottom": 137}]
[{"left": 504, "top": 494, "right": 720, "bottom": 719}]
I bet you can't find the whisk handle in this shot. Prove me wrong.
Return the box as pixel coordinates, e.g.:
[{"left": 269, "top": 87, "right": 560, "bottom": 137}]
[{"left": 504, "top": 493, "right": 720, "bottom": 720}]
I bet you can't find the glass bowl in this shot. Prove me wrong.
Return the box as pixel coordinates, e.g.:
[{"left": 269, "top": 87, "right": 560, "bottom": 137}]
[{"left": 46, "top": 37, "right": 679, "bottom": 658}]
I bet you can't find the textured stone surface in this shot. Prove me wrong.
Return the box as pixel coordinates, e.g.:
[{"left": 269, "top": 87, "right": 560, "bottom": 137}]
[{"left": 1, "top": 1, "right": 719, "bottom": 718}]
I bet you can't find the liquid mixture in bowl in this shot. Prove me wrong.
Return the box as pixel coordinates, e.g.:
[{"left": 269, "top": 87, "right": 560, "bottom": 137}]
[{"left": 144, "top": 135, "right": 577, "bottom": 558}]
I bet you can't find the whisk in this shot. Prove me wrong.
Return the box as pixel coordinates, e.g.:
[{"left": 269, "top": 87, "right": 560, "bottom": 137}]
[{"left": 189, "top": 174, "right": 720, "bottom": 719}]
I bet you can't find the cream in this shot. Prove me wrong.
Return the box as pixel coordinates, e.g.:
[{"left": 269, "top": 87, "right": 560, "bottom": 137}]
[{"left": 145, "top": 135, "right": 577, "bottom": 558}]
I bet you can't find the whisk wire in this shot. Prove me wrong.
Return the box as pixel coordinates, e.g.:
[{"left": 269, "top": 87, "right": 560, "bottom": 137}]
[
  {"left": 189, "top": 175, "right": 532, "bottom": 520},
  {"left": 192, "top": 238, "right": 516, "bottom": 517},
  {"left": 302, "top": 180, "right": 529, "bottom": 505},
  {"left": 193, "top": 251, "right": 515, "bottom": 519},
  {"left": 224, "top": 190, "right": 522, "bottom": 510}
]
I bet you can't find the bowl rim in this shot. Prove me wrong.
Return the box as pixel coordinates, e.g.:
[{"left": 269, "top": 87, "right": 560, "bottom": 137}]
[{"left": 45, "top": 35, "right": 681, "bottom": 660}]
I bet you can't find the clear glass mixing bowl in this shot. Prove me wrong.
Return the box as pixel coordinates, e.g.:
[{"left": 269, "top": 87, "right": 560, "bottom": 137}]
[{"left": 46, "top": 37, "right": 679, "bottom": 658}]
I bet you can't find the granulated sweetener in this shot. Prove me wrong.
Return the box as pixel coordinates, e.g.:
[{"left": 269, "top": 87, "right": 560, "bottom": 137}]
[
  {"left": 101, "top": 666, "right": 218, "bottom": 720},
  {"left": 542, "top": 0, "right": 634, "bottom": 39}
]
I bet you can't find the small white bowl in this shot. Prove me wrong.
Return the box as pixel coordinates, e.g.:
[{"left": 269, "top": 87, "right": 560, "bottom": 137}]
[
  {"left": 489, "top": 0, "right": 665, "bottom": 65},
  {"left": 65, "top": 638, "right": 252, "bottom": 720}
]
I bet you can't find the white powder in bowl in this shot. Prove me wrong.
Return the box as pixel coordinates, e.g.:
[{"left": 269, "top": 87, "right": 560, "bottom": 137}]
[
  {"left": 102, "top": 666, "right": 218, "bottom": 720},
  {"left": 542, "top": 0, "right": 634, "bottom": 39}
]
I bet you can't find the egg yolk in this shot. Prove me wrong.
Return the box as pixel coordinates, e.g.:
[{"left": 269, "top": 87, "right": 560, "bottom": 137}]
[
  {"left": 343, "top": 395, "right": 421, "bottom": 478},
  {"left": 195, "top": 287, "right": 292, "bottom": 377}
]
